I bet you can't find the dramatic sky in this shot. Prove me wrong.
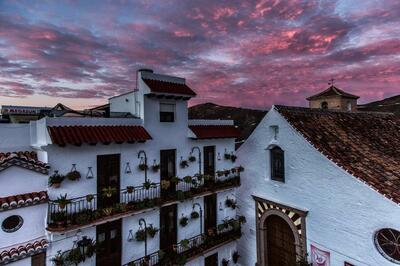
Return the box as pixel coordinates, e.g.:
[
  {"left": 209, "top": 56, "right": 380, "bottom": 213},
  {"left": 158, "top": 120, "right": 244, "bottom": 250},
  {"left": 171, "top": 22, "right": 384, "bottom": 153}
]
[{"left": 0, "top": 0, "right": 399, "bottom": 109}]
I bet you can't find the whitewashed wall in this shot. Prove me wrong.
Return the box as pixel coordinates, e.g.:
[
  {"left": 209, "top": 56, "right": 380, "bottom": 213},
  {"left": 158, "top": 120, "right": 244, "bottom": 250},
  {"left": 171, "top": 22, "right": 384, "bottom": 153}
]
[
  {"left": 0, "top": 167, "right": 47, "bottom": 197},
  {"left": 237, "top": 108, "right": 400, "bottom": 266},
  {"left": 0, "top": 124, "right": 31, "bottom": 151}
]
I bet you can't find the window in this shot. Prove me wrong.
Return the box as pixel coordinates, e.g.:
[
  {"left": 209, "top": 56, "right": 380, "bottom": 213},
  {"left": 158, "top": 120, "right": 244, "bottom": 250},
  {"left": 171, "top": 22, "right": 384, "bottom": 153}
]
[
  {"left": 270, "top": 146, "right": 284, "bottom": 182},
  {"left": 1, "top": 215, "right": 23, "bottom": 233},
  {"left": 32, "top": 252, "right": 46, "bottom": 266},
  {"left": 321, "top": 101, "right": 328, "bottom": 109},
  {"left": 160, "top": 103, "right": 175, "bottom": 122},
  {"left": 347, "top": 102, "right": 352, "bottom": 111},
  {"left": 374, "top": 228, "right": 400, "bottom": 263}
]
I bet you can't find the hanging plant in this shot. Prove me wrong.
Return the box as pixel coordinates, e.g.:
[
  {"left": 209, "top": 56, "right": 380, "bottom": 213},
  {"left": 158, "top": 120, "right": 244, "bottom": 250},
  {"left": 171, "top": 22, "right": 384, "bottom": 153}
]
[
  {"left": 224, "top": 152, "right": 231, "bottom": 160},
  {"left": 143, "top": 180, "right": 155, "bottom": 190},
  {"left": 135, "top": 229, "right": 146, "bottom": 242},
  {"left": 230, "top": 153, "right": 237, "bottom": 162},
  {"left": 86, "top": 194, "right": 94, "bottom": 202},
  {"left": 126, "top": 186, "right": 134, "bottom": 194},
  {"left": 51, "top": 251, "right": 64, "bottom": 266},
  {"left": 152, "top": 164, "right": 160, "bottom": 172},
  {"left": 237, "top": 166, "right": 245, "bottom": 172},
  {"left": 48, "top": 171, "right": 65, "bottom": 188},
  {"left": 161, "top": 180, "right": 171, "bottom": 190},
  {"left": 190, "top": 211, "right": 200, "bottom": 219},
  {"left": 224, "top": 170, "right": 231, "bottom": 177},
  {"left": 232, "top": 251, "right": 240, "bottom": 263},
  {"left": 66, "top": 164, "right": 81, "bottom": 181},
  {"left": 179, "top": 215, "right": 189, "bottom": 227},
  {"left": 102, "top": 207, "right": 113, "bottom": 216},
  {"left": 216, "top": 171, "right": 224, "bottom": 177},
  {"left": 55, "top": 194, "right": 71, "bottom": 210},
  {"left": 102, "top": 186, "right": 117, "bottom": 198},
  {"left": 183, "top": 175, "right": 192, "bottom": 184},
  {"left": 238, "top": 215, "right": 247, "bottom": 224},
  {"left": 225, "top": 198, "right": 238, "bottom": 209},
  {"left": 138, "top": 163, "right": 148, "bottom": 171},
  {"left": 125, "top": 162, "right": 132, "bottom": 174},
  {"left": 147, "top": 224, "right": 159, "bottom": 238},
  {"left": 180, "top": 160, "right": 189, "bottom": 168},
  {"left": 222, "top": 258, "right": 229, "bottom": 266},
  {"left": 66, "top": 247, "right": 83, "bottom": 265},
  {"left": 231, "top": 168, "right": 237, "bottom": 174},
  {"left": 188, "top": 155, "right": 196, "bottom": 162}
]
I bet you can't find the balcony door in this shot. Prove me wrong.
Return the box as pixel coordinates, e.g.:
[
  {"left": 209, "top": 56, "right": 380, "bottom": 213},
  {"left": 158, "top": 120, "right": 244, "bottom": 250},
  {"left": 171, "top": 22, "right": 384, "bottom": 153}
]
[
  {"left": 97, "top": 154, "right": 120, "bottom": 209},
  {"left": 204, "top": 194, "right": 217, "bottom": 234},
  {"left": 160, "top": 204, "right": 177, "bottom": 251},
  {"left": 96, "top": 219, "right": 122, "bottom": 266},
  {"left": 205, "top": 253, "right": 218, "bottom": 266},
  {"left": 160, "top": 149, "right": 176, "bottom": 195},
  {"left": 203, "top": 146, "right": 215, "bottom": 183}
]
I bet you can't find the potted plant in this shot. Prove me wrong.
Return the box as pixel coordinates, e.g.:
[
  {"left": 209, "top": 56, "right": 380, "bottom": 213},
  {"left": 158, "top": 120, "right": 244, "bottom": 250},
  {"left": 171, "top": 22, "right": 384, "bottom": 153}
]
[
  {"left": 52, "top": 211, "right": 67, "bottom": 228},
  {"left": 183, "top": 175, "right": 192, "bottom": 184},
  {"left": 188, "top": 155, "right": 196, "bottom": 162},
  {"left": 180, "top": 238, "right": 190, "bottom": 249},
  {"left": 143, "top": 180, "right": 155, "bottom": 190},
  {"left": 86, "top": 194, "right": 94, "bottom": 202},
  {"left": 102, "top": 186, "right": 116, "bottom": 198},
  {"left": 152, "top": 163, "right": 160, "bottom": 172},
  {"left": 190, "top": 211, "right": 200, "bottom": 219},
  {"left": 135, "top": 229, "right": 146, "bottom": 241},
  {"left": 48, "top": 171, "right": 64, "bottom": 188},
  {"left": 138, "top": 162, "right": 148, "bottom": 171},
  {"left": 176, "top": 190, "right": 185, "bottom": 201},
  {"left": 230, "top": 154, "right": 237, "bottom": 162},
  {"left": 147, "top": 224, "right": 159, "bottom": 238},
  {"left": 55, "top": 194, "right": 71, "bottom": 210},
  {"left": 232, "top": 251, "right": 240, "bottom": 263},
  {"left": 238, "top": 215, "right": 247, "bottom": 224},
  {"left": 216, "top": 171, "right": 224, "bottom": 177},
  {"left": 102, "top": 207, "right": 113, "bottom": 216},
  {"left": 66, "top": 247, "right": 82, "bottom": 265},
  {"left": 231, "top": 168, "right": 237, "bottom": 174},
  {"left": 237, "top": 166, "right": 245, "bottom": 172},
  {"left": 180, "top": 160, "right": 189, "bottom": 168},
  {"left": 222, "top": 258, "right": 229, "bottom": 266},
  {"left": 66, "top": 170, "right": 81, "bottom": 181},
  {"left": 161, "top": 180, "right": 171, "bottom": 190},
  {"left": 51, "top": 251, "right": 65, "bottom": 266},
  {"left": 224, "top": 170, "right": 231, "bottom": 177},
  {"left": 179, "top": 216, "right": 189, "bottom": 227},
  {"left": 225, "top": 198, "right": 238, "bottom": 209},
  {"left": 126, "top": 186, "right": 134, "bottom": 194},
  {"left": 170, "top": 176, "right": 180, "bottom": 184}
]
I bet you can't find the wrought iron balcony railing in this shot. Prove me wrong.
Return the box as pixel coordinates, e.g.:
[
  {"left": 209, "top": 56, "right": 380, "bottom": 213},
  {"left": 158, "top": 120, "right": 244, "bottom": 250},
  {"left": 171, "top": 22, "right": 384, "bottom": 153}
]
[{"left": 47, "top": 175, "right": 240, "bottom": 231}]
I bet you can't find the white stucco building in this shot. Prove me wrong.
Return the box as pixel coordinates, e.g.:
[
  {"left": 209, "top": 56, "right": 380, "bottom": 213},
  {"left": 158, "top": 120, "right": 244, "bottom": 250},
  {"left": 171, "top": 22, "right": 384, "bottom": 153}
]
[
  {"left": 237, "top": 87, "right": 400, "bottom": 266},
  {"left": 0, "top": 69, "right": 245, "bottom": 266}
]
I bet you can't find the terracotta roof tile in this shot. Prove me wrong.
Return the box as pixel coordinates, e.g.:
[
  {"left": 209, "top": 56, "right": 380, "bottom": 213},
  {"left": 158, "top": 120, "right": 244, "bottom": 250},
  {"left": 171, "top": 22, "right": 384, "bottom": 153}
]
[
  {"left": 0, "top": 191, "right": 48, "bottom": 211},
  {"left": 143, "top": 78, "right": 196, "bottom": 96},
  {"left": 0, "top": 238, "right": 48, "bottom": 264},
  {"left": 189, "top": 125, "right": 241, "bottom": 139},
  {"left": 275, "top": 105, "right": 400, "bottom": 204},
  {"left": 0, "top": 151, "right": 49, "bottom": 174},
  {"left": 47, "top": 125, "right": 152, "bottom": 146}
]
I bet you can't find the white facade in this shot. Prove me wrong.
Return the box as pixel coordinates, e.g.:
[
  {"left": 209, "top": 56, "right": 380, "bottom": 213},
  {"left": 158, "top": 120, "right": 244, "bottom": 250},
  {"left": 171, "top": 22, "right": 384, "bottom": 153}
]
[
  {"left": 237, "top": 107, "right": 400, "bottom": 266},
  {"left": 0, "top": 70, "right": 242, "bottom": 266}
]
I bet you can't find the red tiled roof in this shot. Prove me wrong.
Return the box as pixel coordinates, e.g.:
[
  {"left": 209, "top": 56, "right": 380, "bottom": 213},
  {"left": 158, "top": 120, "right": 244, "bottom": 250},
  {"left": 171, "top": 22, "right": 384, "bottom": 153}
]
[
  {"left": 0, "top": 191, "right": 47, "bottom": 211},
  {"left": 143, "top": 78, "right": 196, "bottom": 96},
  {"left": 0, "top": 238, "right": 48, "bottom": 264},
  {"left": 189, "top": 125, "right": 241, "bottom": 139},
  {"left": 307, "top": 86, "right": 359, "bottom": 100},
  {"left": 0, "top": 151, "right": 49, "bottom": 174},
  {"left": 47, "top": 125, "right": 152, "bottom": 146},
  {"left": 275, "top": 105, "right": 400, "bottom": 204}
]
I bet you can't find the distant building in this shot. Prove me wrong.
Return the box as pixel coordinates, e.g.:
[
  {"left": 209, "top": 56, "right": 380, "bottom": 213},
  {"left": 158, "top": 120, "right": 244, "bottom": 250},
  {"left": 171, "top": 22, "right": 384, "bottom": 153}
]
[
  {"left": 237, "top": 89, "right": 400, "bottom": 265},
  {"left": 306, "top": 85, "right": 359, "bottom": 111}
]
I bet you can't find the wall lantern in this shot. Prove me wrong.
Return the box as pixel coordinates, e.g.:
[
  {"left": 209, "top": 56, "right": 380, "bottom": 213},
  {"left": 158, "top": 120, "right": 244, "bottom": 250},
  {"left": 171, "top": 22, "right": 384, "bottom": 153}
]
[{"left": 77, "top": 236, "right": 92, "bottom": 262}]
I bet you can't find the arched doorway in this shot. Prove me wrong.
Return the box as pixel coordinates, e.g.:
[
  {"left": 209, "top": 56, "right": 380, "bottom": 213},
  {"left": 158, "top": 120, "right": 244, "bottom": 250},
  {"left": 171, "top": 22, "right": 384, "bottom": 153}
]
[{"left": 265, "top": 215, "right": 297, "bottom": 266}]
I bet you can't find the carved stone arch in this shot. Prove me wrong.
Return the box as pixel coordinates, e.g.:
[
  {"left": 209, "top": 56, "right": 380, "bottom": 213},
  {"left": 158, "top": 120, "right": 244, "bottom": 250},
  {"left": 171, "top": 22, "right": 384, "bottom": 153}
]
[{"left": 253, "top": 196, "right": 308, "bottom": 266}]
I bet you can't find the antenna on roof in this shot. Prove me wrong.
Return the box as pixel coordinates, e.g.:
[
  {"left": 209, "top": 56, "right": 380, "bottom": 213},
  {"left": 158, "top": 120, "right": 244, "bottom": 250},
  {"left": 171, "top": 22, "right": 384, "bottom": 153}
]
[{"left": 328, "top": 78, "right": 335, "bottom": 87}]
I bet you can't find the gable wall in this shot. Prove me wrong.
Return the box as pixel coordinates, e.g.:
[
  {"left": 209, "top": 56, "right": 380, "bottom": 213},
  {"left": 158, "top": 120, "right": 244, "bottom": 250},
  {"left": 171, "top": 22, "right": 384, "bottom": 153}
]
[{"left": 236, "top": 108, "right": 400, "bottom": 266}]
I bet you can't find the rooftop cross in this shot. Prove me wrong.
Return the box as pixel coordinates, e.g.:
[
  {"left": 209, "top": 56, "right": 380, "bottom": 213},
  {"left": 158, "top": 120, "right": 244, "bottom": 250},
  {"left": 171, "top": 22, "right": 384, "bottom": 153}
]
[{"left": 328, "top": 78, "right": 335, "bottom": 86}]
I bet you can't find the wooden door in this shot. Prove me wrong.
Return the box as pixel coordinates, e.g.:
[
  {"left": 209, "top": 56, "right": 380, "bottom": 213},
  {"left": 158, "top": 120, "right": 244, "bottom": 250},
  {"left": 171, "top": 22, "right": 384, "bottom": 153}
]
[
  {"left": 31, "top": 252, "right": 46, "bottom": 266},
  {"left": 266, "top": 215, "right": 296, "bottom": 266},
  {"left": 97, "top": 154, "right": 120, "bottom": 209},
  {"left": 203, "top": 146, "right": 215, "bottom": 184},
  {"left": 160, "top": 149, "right": 176, "bottom": 195},
  {"left": 205, "top": 253, "right": 218, "bottom": 266},
  {"left": 96, "top": 219, "right": 122, "bottom": 266},
  {"left": 160, "top": 204, "right": 177, "bottom": 251},
  {"left": 204, "top": 194, "right": 217, "bottom": 234}
]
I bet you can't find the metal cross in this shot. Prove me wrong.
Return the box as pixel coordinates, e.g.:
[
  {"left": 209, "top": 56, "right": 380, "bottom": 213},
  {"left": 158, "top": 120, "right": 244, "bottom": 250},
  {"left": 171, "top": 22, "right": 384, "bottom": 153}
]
[{"left": 328, "top": 78, "right": 335, "bottom": 86}]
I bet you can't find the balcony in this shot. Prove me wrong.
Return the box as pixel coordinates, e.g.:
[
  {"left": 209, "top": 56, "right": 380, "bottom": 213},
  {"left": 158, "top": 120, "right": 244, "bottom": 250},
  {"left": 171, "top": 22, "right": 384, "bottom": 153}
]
[
  {"left": 124, "top": 217, "right": 245, "bottom": 266},
  {"left": 47, "top": 175, "right": 240, "bottom": 232}
]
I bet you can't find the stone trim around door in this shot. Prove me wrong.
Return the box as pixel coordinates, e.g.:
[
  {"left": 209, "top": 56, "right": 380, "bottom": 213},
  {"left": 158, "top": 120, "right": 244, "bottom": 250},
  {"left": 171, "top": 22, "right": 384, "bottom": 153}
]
[{"left": 252, "top": 195, "right": 308, "bottom": 266}]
